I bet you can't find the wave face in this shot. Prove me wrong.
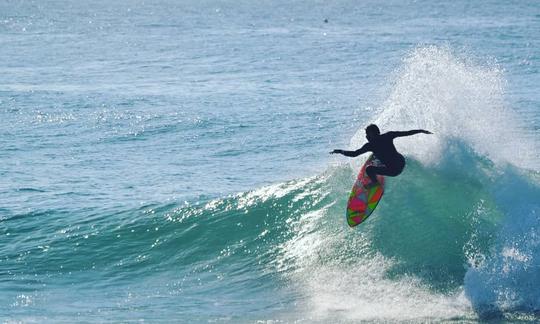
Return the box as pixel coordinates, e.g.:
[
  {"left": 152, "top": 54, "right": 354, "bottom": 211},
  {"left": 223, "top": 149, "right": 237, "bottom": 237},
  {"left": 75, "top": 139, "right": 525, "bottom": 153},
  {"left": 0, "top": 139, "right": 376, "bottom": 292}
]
[{"left": 2, "top": 47, "right": 539, "bottom": 322}]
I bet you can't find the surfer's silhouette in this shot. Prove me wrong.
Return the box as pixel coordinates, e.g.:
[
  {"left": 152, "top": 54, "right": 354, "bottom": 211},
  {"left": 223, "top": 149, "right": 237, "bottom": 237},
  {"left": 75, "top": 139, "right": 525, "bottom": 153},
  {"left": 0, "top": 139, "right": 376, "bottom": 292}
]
[{"left": 331, "top": 124, "right": 432, "bottom": 187}]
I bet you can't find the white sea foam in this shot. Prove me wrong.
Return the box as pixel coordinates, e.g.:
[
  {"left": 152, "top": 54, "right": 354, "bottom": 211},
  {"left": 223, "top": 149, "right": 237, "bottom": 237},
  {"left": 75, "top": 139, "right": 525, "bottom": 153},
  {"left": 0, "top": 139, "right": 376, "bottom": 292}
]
[
  {"left": 276, "top": 197, "right": 474, "bottom": 321},
  {"left": 302, "top": 258, "right": 472, "bottom": 321}
]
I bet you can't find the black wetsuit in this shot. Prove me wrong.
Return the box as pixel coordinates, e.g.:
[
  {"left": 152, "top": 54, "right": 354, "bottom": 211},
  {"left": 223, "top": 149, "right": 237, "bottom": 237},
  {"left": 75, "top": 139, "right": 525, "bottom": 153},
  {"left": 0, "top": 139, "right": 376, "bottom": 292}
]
[
  {"left": 361, "top": 132, "right": 406, "bottom": 182},
  {"left": 337, "top": 130, "right": 427, "bottom": 183}
]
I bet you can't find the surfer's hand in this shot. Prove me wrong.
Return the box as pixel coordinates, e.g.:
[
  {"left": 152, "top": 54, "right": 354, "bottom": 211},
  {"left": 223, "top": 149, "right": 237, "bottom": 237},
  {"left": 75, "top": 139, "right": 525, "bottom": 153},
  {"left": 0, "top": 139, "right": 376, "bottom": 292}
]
[
  {"left": 422, "top": 130, "right": 433, "bottom": 134},
  {"left": 330, "top": 149, "right": 342, "bottom": 154}
]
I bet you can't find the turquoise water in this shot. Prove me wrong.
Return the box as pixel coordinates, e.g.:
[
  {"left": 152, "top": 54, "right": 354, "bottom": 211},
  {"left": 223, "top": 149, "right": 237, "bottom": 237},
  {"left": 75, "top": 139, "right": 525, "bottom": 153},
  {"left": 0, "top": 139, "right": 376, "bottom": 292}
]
[{"left": 1, "top": 0, "right": 539, "bottom": 322}]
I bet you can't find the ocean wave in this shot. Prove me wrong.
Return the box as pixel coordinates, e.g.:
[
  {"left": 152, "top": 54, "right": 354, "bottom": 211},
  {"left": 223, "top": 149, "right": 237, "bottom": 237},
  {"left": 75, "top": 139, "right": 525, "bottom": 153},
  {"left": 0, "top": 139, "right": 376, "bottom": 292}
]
[{"left": 3, "top": 45, "right": 539, "bottom": 321}]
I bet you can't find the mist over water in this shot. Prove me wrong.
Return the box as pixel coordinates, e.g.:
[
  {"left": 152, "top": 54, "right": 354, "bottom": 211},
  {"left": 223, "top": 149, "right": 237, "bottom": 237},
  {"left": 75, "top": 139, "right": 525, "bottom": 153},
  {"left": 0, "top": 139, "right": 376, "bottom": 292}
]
[{"left": 1, "top": 0, "right": 539, "bottom": 322}]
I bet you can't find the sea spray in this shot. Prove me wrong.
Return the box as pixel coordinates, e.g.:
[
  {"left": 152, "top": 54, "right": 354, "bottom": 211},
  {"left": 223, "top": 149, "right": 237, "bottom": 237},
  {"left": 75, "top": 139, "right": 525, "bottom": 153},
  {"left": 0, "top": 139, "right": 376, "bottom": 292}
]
[{"left": 350, "top": 46, "right": 538, "bottom": 171}]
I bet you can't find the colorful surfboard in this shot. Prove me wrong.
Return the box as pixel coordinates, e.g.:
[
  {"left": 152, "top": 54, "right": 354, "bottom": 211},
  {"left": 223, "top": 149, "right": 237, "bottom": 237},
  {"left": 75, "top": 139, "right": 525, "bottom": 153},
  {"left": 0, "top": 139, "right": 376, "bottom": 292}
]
[{"left": 346, "top": 154, "right": 385, "bottom": 227}]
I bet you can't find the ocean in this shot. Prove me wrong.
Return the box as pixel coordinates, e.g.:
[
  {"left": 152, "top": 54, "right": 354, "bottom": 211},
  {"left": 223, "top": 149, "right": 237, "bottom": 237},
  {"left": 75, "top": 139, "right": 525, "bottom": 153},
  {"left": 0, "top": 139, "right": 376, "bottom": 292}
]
[{"left": 1, "top": 0, "right": 539, "bottom": 322}]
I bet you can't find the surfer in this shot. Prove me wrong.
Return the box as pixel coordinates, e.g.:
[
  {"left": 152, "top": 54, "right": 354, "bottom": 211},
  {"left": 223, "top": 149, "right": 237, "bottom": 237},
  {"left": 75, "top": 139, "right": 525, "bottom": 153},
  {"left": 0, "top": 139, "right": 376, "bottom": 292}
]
[{"left": 330, "top": 124, "right": 432, "bottom": 186}]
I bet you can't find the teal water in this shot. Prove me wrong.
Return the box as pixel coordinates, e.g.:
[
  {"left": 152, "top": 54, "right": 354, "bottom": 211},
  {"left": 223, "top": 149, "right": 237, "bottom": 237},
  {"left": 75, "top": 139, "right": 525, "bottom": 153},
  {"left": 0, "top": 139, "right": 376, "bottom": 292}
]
[{"left": 1, "top": 0, "right": 539, "bottom": 322}]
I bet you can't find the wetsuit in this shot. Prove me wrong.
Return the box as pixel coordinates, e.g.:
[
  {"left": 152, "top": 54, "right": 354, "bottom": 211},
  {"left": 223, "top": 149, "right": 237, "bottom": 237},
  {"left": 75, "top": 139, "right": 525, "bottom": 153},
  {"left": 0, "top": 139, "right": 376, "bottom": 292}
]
[
  {"left": 361, "top": 132, "right": 406, "bottom": 183},
  {"left": 337, "top": 130, "right": 427, "bottom": 183}
]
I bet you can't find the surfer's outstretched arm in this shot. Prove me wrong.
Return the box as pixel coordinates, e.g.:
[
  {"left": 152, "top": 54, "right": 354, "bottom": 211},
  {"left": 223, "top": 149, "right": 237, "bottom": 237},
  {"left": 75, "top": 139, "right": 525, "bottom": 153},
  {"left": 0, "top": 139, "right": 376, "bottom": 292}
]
[
  {"left": 330, "top": 143, "right": 371, "bottom": 157},
  {"left": 388, "top": 129, "right": 432, "bottom": 138}
]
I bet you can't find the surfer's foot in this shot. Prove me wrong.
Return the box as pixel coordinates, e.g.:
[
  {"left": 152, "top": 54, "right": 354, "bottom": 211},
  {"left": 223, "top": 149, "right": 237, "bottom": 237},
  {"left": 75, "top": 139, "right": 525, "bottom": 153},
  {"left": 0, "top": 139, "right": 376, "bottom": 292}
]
[{"left": 364, "top": 180, "right": 379, "bottom": 189}]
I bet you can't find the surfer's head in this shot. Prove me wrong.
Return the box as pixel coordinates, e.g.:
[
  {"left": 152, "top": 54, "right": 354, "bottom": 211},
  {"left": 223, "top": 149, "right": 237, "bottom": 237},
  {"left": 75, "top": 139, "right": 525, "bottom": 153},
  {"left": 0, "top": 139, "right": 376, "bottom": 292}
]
[{"left": 365, "top": 124, "right": 380, "bottom": 142}]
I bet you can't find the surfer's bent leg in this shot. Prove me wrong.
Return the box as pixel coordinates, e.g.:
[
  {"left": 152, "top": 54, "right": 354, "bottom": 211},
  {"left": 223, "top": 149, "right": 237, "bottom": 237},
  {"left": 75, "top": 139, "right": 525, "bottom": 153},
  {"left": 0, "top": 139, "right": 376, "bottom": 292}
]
[
  {"left": 366, "top": 166, "right": 380, "bottom": 184},
  {"left": 366, "top": 165, "right": 403, "bottom": 183},
  {"left": 367, "top": 154, "right": 406, "bottom": 184}
]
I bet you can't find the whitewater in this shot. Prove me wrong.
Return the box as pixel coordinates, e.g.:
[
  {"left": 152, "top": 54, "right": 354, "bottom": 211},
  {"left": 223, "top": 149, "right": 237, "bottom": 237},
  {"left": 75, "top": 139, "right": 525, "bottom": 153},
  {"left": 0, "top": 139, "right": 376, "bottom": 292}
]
[{"left": 1, "top": 0, "right": 539, "bottom": 322}]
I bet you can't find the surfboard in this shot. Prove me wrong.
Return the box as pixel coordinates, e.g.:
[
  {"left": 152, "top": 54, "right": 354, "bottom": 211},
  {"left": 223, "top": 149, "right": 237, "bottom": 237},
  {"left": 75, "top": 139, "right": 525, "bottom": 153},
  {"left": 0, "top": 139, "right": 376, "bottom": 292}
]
[{"left": 346, "top": 154, "right": 385, "bottom": 227}]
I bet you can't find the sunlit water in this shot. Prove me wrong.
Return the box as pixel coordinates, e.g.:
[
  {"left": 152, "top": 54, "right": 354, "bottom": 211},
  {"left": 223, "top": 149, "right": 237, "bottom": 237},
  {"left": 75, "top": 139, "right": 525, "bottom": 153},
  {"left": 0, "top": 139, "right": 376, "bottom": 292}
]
[{"left": 1, "top": 0, "right": 539, "bottom": 322}]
